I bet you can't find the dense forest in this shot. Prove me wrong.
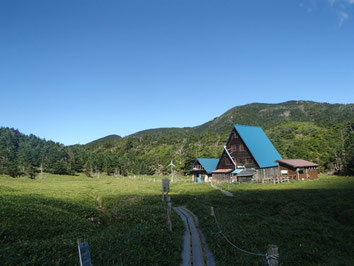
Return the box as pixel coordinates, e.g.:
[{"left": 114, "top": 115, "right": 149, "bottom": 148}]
[{"left": 0, "top": 101, "right": 353, "bottom": 178}]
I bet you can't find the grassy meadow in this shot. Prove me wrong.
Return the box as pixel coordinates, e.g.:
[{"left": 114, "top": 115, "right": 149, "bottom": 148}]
[
  {"left": 175, "top": 175, "right": 354, "bottom": 265},
  {"left": 0, "top": 174, "right": 185, "bottom": 265},
  {"left": 1, "top": 174, "right": 354, "bottom": 265}
]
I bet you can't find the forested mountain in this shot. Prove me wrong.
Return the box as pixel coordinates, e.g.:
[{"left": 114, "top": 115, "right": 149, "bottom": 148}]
[
  {"left": 130, "top": 101, "right": 354, "bottom": 136},
  {"left": 1, "top": 101, "right": 353, "bottom": 178},
  {"left": 0, "top": 128, "right": 87, "bottom": 177},
  {"left": 85, "top": 135, "right": 122, "bottom": 149}
]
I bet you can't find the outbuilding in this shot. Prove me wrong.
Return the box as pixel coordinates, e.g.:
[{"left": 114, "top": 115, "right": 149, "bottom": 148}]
[
  {"left": 275, "top": 159, "right": 319, "bottom": 180},
  {"left": 189, "top": 158, "right": 219, "bottom": 182}
]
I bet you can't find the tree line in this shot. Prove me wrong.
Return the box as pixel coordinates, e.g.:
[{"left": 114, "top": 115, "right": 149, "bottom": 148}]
[{"left": 0, "top": 122, "right": 353, "bottom": 179}]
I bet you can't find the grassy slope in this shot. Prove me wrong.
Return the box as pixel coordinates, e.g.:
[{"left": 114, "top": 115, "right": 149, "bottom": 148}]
[
  {"left": 1, "top": 174, "right": 353, "bottom": 265},
  {"left": 85, "top": 134, "right": 122, "bottom": 148},
  {"left": 171, "top": 175, "right": 354, "bottom": 265},
  {"left": 0, "top": 174, "right": 184, "bottom": 265},
  {"left": 129, "top": 101, "right": 354, "bottom": 137}
]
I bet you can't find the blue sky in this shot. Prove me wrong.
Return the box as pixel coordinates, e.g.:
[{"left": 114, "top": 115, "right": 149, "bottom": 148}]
[{"left": 0, "top": 0, "right": 353, "bottom": 145}]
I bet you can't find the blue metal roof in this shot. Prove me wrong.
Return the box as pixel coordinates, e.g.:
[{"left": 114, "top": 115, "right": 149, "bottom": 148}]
[
  {"left": 234, "top": 125, "right": 282, "bottom": 168},
  {"left": 197, "top": 158, "right": 219, "bottom": 174},
  {"left": 232, "top": 169, "right": 243, "bottom": 174}
]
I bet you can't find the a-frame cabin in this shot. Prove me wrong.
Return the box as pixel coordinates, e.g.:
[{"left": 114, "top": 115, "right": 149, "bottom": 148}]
[
  {"left": 213, "top": 124, "right": 282, "bottom": 182},
  {"left": 189, "top": 158, "right": 219, "bottom": 182}
]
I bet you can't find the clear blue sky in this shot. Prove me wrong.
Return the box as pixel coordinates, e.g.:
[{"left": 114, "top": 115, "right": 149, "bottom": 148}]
[{"left": 1, "top": 0, "right": 353, "bottom": 145}]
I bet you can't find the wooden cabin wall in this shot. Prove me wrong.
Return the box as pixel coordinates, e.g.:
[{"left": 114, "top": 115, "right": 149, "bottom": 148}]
[
  {"left": 297, "top": 168, "right": 318, "bottom": 179},
  {"left": 212, "top": 173, "right": 232, "bottom": 181},
  {"left": 238, "top": 176, "right": 253, "bottom": 183},
  {"left": 308, "top": 169, "right": 318, "bottom": 179},
  {"left": 255, "top": 167, "right": 278, "bottom": 180},
  {"left": 279, "top": 165, "right": 297, "bottom": 179},
  {"left": 226, "top": 128, "right": 258, "bottom": 168},
  {"left": 217, "top": 151, "right": 235, "bottom": 169},
  {"left": 279, "top": 165, "right": 318, "bottom": 180}
]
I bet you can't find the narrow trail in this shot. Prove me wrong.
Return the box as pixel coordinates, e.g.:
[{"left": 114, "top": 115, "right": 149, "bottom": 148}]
[
  {"left": 174, "top": 206, "right": 215, "bottom": 266},
  {"left": 210, "top": 183, "right": 233, "bottom": 197}
]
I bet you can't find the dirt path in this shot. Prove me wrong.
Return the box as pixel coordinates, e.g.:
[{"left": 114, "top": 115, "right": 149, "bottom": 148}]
[
  {"left": 210, "top": 183, "right": 233, "bottom": 197},
  {"left": 174, "top": 206, "right": 215, "bottom": 266}
]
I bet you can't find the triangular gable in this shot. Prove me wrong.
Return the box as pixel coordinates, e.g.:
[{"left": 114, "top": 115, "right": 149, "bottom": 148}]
[
  {"left": 234, "top": 125, "right": 282, "bottom": 168},
  {"left": 197, "top": 158, "right": 219, "bottom": 174},
  {"left": 215, "top": 147, "right": 236, "bottom": 170}
]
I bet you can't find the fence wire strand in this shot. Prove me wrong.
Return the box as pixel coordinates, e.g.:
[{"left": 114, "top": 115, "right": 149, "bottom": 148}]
[{"left": 211, "top": 207, "right": 277, "bottom": 265}]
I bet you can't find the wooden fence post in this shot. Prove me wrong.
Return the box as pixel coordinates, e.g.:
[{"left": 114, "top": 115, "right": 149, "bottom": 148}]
[
  {"left": 267, "top": 244, "right": 279, "bottom": 266},
  {"left": 162, "top": 178, "right": 170, "bottom": 202},
  {"left": 166, "top": 195, "right": 172, "bottom": 231}
]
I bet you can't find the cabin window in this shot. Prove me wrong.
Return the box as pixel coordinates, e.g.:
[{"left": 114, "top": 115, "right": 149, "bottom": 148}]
[
  {"left": 239, "top": 144, "right": 245, "bottom": 151},
  {"left": 231, "top": 145, "right": 237, "bottom": 152},
  {"left": 194, "top": 164, "right": 201, "bottom": 170},
  {"left": 299, "top": 169, "right": 304, "bottom": 174},
  {"left": 281, "top": 170, "right": 288, "bottom": 175}
]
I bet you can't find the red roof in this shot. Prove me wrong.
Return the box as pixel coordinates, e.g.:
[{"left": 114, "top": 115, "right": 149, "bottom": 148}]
[
  {"left": 276, "top": 159, "right": 319, "bottom": 168},
  {"left": 213, "top": 169, "right": 233, "bottom": 173}
]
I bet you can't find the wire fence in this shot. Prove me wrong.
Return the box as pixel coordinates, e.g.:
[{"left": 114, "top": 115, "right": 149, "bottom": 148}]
[
  {"left": 125, "top": 175, "right": 191, "bottom": 183},
  {"left": 211, "top": 206, "right": 279, "bottom": 266}
]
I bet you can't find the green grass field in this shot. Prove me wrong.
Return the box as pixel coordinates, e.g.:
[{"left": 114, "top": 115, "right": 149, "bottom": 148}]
[
  {"left": 0, "top": 174, "right": 185, "bottom": 265},
  {"left": 174, "top": 175, "right": 354, "bottom": 265},
  {"left": 1, "top": 174, "right": 354, "bottom": 265}
]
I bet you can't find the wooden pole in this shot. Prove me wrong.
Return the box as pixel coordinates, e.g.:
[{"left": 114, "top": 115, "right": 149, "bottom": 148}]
[
  {"left": 171, "top": 164, "right": 174, "bottom": 183},
  {"left": 40, "top": 163, "right": 43, "bottom": 179},
  {"left": 166, "top": 195, "right": 172, "bottom": 231},
  {"left": 267, "top": 244, "right": 279, "bottom": 266}
]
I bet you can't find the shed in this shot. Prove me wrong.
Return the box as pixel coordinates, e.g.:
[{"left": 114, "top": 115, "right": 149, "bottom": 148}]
[
  {"left": 237, "top": 168, "right": 256, "bottom": 183},
  {"left": 275, "top": 159, "right": 319, "bottom": 180}
]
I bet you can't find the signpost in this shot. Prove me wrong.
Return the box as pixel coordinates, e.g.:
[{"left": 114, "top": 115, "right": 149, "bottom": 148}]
[
  {"left": 162, "top": 178, "right": 172, "bottom": 231},
  {"left": 77, "top": 239, "right": 92, "bottom": 266}
]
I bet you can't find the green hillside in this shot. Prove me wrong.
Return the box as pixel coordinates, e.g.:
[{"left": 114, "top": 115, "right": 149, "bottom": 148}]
[
  {"left": 85, "top": 135, "right": 122, "bottom": 149},
  {"left": 195, "top": 100, "right": 354, "bottom": 133},
  {"left": 1, "top": 101, "right": 353, "bottom": 178},
  {"left": 85, "top": 101, "right": 353, "bottom": 175},
  {"left": 129, "top": 101, "right": 354, "bottom": 137}
]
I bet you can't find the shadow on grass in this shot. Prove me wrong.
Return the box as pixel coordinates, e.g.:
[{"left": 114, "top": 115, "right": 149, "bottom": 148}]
[
  {"left": 171, "top": 183, "right": 354, "bottom": 265},
  {"left": 0, "top": 193, "right": 184, "bottom": 266}
]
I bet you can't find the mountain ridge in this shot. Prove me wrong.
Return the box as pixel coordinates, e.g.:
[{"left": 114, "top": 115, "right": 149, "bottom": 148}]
[
  {"left": 85, "top": 134, "right": 122, "bottom": 148},
  {"left": 124, "top": 100, "right": 353, "bottom": 139},
  {"left": 1, "top": 100, "right": 353, "bottom": 177}
]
